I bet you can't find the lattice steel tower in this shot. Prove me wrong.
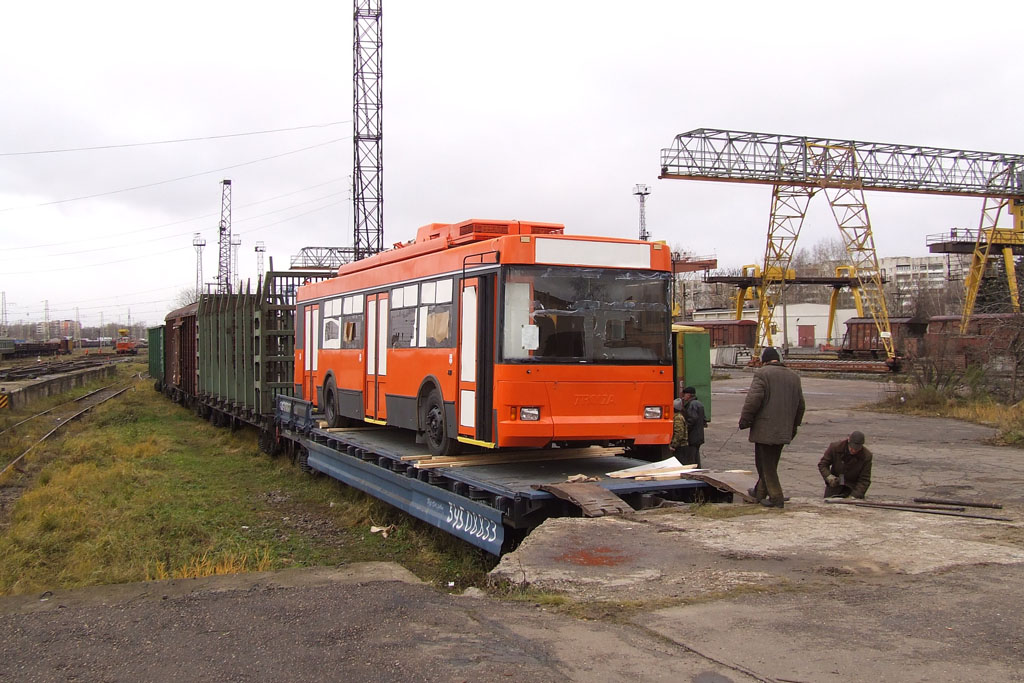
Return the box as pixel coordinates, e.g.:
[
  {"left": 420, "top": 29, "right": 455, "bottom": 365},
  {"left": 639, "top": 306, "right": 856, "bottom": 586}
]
[
  {"left": 255, "top": 241, "right": 266, "bottom": 276},
  {"left": 192, "top": 232, "right": 206, "bottom": 296},
  {"left": 217, "top": 179, "right": 233, "bottom": 293},
  {"left": 231, "top": 235, "right": 242, "bottom": 288},
  {"left": 633, "top": 184, "right": 651, "bottom": 241},
  {"left": 353, "top": 0, "right": 383, "bottom": 260}
]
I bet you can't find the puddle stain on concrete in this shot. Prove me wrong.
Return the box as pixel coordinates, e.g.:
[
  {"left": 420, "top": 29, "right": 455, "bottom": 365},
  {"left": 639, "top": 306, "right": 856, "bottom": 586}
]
[{"left": 555, "top": 546, "right": 629, "bottom": 567}]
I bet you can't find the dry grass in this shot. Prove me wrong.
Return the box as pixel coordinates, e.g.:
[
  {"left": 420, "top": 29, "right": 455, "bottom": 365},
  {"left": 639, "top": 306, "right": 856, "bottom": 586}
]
[
  {"left": 0, "top": 370, "right": 495, "bottom": 596},
  {"left": 877, "top": 389, "right": 1024, "bottom": 445}
]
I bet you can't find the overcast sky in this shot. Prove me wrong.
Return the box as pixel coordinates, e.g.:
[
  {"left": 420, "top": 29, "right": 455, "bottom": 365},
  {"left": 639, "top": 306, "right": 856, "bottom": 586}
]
[{"left": 2, "top": 0, "right": 1022, "bottom": 330}]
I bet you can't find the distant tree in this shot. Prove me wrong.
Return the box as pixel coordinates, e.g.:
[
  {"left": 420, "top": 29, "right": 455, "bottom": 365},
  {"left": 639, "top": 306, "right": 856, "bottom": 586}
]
[{"left": 173, "top": 286, "right": 201, "bottom": 309}]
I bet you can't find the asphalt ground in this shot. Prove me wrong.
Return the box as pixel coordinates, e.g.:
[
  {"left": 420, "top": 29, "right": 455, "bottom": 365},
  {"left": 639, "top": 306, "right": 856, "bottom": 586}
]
[{"left": 2, "top": 375, "right": 1022, "bottom": 682}]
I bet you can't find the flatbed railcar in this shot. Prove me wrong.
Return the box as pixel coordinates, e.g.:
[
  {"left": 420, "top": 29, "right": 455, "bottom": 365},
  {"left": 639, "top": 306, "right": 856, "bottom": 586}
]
[{"left": 153, "top": 227, "right": 722, "bottom": 554}]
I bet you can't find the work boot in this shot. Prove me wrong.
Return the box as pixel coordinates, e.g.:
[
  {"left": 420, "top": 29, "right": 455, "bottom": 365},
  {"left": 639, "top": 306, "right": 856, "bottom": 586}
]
[
  {"left": 760, "top": 497, "right": 784, "bottom": 509},
  {"left": 747, "top": 487, "right": 761, "bottom": 503}
]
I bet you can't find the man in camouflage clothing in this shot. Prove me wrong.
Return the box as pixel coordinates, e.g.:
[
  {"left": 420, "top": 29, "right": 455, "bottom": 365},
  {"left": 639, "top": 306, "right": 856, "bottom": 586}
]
[{"left": 671, "top": 398, "right": 690, "bottom": 464}]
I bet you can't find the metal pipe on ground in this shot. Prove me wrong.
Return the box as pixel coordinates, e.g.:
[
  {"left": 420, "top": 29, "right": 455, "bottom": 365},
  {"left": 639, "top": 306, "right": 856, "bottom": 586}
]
[
  {"left": 825, "top": 499, "right": 1012, "bottom": 522},
  {"left": 912, "top": 496, "right": 1003, "bottom": 509}
]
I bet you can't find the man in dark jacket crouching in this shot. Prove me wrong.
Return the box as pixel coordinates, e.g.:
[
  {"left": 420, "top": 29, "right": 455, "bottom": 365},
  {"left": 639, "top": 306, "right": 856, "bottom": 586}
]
[{"left": 818, "top": 430, "right": 872, "bottom": 499}]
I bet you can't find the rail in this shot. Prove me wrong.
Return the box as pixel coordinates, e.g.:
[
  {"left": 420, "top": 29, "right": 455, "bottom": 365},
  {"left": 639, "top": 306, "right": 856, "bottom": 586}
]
[{"left": 0, "top": 384, "right": 133, "bottom": 480}]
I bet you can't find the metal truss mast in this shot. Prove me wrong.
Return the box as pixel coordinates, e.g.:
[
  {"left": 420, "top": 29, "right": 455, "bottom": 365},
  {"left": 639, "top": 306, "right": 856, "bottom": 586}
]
[
  {"left": 353, "top": 0, "right": 383, "bottom": 261},
  {"left": 660, "top": 129, "right": 1024, "bottom": 348},
  {"left": 216, "top": 179, "right": 233, "bottom": 294}
]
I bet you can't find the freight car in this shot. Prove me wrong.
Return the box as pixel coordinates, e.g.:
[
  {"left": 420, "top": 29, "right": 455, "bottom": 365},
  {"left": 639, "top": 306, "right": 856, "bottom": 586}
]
[
  {"left": 683, "top": 319, "right": 757, "bottom": 348},
  {"left": 154, "top": 225, "right": 722, "bottom": 554},
  {"left": 839, "top": 317, "right": 927, "bottom": 361},
  {"left": 8, "top": 339, "right": 72, "bottom": 358}
]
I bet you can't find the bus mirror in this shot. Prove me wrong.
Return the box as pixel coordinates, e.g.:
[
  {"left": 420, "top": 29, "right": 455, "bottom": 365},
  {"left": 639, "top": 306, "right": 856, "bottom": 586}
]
[{"left": 521, "top": 324, "right": 540, "bottom": 351}]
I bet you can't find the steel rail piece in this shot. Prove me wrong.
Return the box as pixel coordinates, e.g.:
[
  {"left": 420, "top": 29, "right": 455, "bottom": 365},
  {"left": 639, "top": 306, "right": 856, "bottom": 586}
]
[{"left": 961, "top": 167, "right": 1024, "bottom": 332}]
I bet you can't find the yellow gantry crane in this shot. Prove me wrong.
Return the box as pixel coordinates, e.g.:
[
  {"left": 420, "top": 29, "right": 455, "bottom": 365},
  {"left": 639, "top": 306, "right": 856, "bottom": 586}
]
[{"left": 659, "top": 129, "right": 1024, "bottom": 358}]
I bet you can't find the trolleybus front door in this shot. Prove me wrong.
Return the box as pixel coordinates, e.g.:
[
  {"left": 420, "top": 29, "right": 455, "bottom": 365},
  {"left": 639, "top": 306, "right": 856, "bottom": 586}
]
[
  {"left": 303, "top": 304, "right": 318, "bottom": 403},
  {"left": 458, "top": 276, "right": 495, "bottom": 444},
  {"left": 365, "top": 293, "right": 389, "bottom": 422}
]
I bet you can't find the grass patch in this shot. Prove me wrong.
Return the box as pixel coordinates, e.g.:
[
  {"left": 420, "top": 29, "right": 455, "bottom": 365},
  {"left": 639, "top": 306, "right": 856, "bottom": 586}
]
[
  {"left": 875, "top": 388, "right": 1024, "bottom": 446},
  {"left": 689, "top": 502, "right": 768, "bottom": 519},
  {"left": 0, "top": 373, "right": 495, "bottom": 596}
]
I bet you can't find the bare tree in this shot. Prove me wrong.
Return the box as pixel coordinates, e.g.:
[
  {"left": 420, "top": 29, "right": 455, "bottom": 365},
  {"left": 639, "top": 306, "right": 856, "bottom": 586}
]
[{"left": 173, "top": 286, "right": 201, "bottom": 309}]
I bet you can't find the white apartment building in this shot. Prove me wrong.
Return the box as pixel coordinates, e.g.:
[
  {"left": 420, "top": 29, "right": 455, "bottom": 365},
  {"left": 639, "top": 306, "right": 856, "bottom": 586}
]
[{"left": 877, "top": 255, "right": 961, "bottom": 290}]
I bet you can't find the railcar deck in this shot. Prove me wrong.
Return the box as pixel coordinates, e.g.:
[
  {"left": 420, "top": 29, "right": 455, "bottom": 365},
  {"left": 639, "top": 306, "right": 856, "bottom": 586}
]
[{"left": 277, "top": 397, "right": 721, "bottom": 554}]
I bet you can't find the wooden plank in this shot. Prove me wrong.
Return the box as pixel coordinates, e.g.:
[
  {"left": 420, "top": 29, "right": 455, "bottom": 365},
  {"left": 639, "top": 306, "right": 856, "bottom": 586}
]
[
  {"left": 414, "top": 450, "right": 620, "bottom": 470},
  {"left": 635, "top": 473, "right": 684, "bottom": 481},
  {"left": 417, "top": 447, "right": 620, "bottom": 465}
]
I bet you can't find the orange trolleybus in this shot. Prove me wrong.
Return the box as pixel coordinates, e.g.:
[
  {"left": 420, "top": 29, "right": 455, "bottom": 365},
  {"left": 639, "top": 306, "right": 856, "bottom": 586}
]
[{"left": 293, "top": 219, "right": 674, "bottom": 457}]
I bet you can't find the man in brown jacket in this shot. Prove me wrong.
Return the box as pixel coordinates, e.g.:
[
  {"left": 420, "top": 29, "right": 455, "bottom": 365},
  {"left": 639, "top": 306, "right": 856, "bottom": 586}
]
[
  {"left": 739, "top": 347, "right": 805, "bottom": 508},
  {"left": 818, "top": 430, "right": 872, "bottom": 498}
]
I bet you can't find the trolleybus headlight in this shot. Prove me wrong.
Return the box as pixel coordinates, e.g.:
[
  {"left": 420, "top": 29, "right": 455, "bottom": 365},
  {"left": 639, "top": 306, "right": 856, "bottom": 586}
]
[
  {"left": 644, "top": 406, "right": 662, "bottom": 419},
  {"left": 520, "top": 407, "right": 540, "bottom": 421}
]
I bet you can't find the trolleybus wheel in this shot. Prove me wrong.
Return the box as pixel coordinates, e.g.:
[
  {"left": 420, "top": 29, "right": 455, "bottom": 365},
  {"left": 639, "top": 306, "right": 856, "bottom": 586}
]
[
  {"left": 421, "top": 388, "right": 460, "bottom": 457},
  {"left": 324, "top": 378, "right": 344, "bottom": 429}
]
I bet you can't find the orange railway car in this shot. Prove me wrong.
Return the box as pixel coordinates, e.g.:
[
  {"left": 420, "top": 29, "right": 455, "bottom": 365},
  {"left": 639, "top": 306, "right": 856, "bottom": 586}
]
[{"left": 295, "top": 219, "right": 675, "bottom": 457}]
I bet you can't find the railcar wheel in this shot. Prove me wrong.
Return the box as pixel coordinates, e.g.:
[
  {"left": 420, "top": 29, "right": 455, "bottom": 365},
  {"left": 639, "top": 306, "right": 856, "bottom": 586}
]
[
  {"left": 420, "top": 389, "right": 460, "bottom": 457},
  {"left": 258, "top": 429, "right": 273, "bottom": 454}
]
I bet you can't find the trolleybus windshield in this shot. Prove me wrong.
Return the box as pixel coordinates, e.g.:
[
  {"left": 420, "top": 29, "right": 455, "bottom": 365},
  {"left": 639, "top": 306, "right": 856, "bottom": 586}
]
[{"left": 501, "top": 265, "right": 671, "bottom": 364}]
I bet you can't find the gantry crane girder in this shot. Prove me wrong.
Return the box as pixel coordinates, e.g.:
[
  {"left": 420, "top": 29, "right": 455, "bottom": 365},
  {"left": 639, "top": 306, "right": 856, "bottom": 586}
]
[{"left": 660, "top": 129, "right": 1024, "bottom": 347}]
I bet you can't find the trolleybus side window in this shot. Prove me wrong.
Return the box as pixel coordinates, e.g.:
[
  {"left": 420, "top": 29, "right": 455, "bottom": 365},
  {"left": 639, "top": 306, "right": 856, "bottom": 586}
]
[
  {"left": 322, "top": 297, "right": 343, "bottom": 350},
  {"left": 340, "top": 294, "right": 364, "bottom": 349},
  {"left": 420, "top": 278, "right": 453, "bottom": 348},
  {"left": 388, "top": 279, "right": 454, "bottom": 348},
  {"left": 390, "top": 284, "right": 419, "bottom": 348}
]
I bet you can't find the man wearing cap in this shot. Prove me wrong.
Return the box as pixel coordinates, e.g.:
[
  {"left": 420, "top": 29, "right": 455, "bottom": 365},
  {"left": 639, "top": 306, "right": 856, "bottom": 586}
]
[
  {"left": 818, "top": 431, "right": 873, "bottom": 499},
  {"left": 680, "top": 386, "right": 707, "bottom": 468},
  {"left": 670, "top": 398, "right": 689, "bottom": 463},
  {"left": 739, "top": 347, "right": 806, "bottom": 508}
]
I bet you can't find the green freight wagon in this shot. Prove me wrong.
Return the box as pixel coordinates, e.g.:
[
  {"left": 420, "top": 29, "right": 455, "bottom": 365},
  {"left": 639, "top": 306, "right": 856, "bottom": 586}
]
[
  {"left": 196, "top": 268, "right": 333, "bottom": 432},
  {"left": 147, "top": 325, "right": 164, "bottom": 388},
  {"left": 672, "top": 324, "right": 712, "bottom": 419}
]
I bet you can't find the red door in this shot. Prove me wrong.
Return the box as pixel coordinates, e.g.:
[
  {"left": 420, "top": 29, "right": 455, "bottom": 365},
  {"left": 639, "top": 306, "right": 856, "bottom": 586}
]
[{"left": 797, "top": 324, "right": 815, "bottom": 348}]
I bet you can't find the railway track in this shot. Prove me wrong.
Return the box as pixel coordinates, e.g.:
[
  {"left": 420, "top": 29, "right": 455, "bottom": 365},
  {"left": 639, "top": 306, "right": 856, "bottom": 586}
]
[
  {"left": 0, "top": 382, "right": 133, "bottom": 481},
  {"left": 0, "top": 356, "right": 123, "bottom": 382}
]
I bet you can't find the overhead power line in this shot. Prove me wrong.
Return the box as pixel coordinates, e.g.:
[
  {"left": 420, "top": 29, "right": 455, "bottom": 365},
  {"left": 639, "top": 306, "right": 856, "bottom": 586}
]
[
  {"left": 0, "top": 190, "right": 348, "bottom": 261},
  {"left": 2, "top": 199, "right": 345, "bottom": 275},
  {"left": 0, "top": 137, "right": 349, "bottom": 213},
  {"left": 0, "top": 121, "right": 349, "bottom": 157},
  {"left": 4, "top": 177, "right": 347, "bottom": 252}
]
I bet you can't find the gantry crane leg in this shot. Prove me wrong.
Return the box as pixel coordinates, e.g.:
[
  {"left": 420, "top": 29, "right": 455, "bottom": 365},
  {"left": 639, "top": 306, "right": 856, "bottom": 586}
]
[
  {"left": 1003, "top": 245, "right": 1021, "bottom": 314},
  {"left": 754, "top": 185, "right": 815, "bottom": 358},
  {"left": 827, "top": 266, "right": 865, "bottom": 346},
  {"left": 822, "top": 183, "right": 894, "bottom": 360},
  {"left": 961, "top": 194, "right": 1014, "bottom": 332}
]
